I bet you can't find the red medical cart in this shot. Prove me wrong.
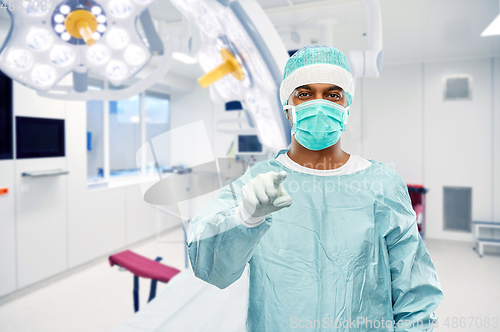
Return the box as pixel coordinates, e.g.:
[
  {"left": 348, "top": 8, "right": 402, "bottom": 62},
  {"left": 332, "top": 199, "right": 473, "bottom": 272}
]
[{"left": 406, "top": 184, "right": 429, "bottom": 240}]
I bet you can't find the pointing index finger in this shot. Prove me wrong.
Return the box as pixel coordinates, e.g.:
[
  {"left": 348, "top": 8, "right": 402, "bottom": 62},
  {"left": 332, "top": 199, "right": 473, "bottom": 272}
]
[{"left": 272, "top": 171, "right": 287, "bottom": 186}]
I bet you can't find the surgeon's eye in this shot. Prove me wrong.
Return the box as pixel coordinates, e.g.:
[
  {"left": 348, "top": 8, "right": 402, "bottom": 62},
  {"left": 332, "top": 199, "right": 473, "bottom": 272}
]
[
  {"left": 326, "top": 93, "right": 342, "bottom": 99},
  {"left": 297, "top": 92, "right": 311, "bottom": 98}
]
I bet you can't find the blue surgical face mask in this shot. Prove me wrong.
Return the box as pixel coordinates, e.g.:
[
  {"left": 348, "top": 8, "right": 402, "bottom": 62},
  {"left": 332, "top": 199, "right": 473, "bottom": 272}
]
[{"left": 284, "top": 99, "right": 348, "bottom": 151}]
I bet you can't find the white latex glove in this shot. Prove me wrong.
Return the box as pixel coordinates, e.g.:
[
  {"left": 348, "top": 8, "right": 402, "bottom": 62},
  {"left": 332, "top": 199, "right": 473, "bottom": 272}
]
[{"left": 236, "top": 171, "right": 292, "bottom": 227}]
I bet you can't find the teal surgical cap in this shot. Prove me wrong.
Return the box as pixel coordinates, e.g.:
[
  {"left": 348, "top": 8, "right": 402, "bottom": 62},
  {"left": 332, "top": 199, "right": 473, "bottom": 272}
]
[{"left": 279, "top": 45, "right": 355, "bottom": 107}]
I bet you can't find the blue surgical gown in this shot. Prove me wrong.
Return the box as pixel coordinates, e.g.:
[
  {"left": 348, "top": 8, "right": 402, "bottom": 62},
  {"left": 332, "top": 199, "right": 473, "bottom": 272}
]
[{"left": 186, "top": 149, "right": 443, "bottom": 332}]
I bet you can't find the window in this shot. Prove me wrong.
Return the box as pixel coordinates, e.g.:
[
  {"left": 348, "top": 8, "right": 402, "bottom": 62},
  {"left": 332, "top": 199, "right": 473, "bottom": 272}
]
[
  {"left": 87, "top": 81, "right": 105, "bottom": 182},
  {"left": 86, "top": 82, "right": 170, "bottom": 186},
  {"left": 145, "top": 91, "right": 170, "bottom": 142},
  {"left": 109, "top": 95, "right": 142, "bottom": 177}
]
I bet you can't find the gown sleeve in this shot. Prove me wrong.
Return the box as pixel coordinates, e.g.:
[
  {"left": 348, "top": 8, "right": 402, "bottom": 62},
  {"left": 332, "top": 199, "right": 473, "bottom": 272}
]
[
  {"left": 186, "top": 168, "right": 273, "bottom": 289},
  {"left": 383, "top": 174, "right": 444, "bottom": 332}
]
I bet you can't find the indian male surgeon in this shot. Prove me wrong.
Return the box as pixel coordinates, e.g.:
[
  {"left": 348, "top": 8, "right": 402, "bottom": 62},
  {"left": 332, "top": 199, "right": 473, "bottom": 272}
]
[{"left": 186, "top": 46, "right": 443, "bottom": 331}]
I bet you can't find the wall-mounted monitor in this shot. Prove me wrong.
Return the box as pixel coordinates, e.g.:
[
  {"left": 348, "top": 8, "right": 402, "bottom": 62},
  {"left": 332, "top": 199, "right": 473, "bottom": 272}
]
[
  {"left": 16, "top": 117, "right": 65, "bottom": 159},
  {"left": 225, "top": 101, "right": 243, "bottom": 111},
  {"left": 238, "top": 135, "right": 263, "bottom": 153},
  {"left": 0, "top": 71, "right": 13, "bottom": 160}
]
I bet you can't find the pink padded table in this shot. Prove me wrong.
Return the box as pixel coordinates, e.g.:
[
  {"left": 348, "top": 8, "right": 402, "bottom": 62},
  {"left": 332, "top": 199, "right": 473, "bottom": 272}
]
[{"left": 109, "top": 250, "right": 181, "bottom": 312}]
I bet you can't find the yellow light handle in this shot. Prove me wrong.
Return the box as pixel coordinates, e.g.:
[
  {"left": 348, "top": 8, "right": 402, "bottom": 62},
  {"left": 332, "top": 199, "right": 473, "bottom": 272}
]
[
  {"left": 198, "top": 60, "right": 236, "bottom": 88},
  {"left": 64, "top": 9, "right": 98, "bottom": 47},
  {"left": 198, "top": 48, "right": 244, "bottom": 88},
  {"left": 76, "top": 21, "right": 95, "bottom": 46}
]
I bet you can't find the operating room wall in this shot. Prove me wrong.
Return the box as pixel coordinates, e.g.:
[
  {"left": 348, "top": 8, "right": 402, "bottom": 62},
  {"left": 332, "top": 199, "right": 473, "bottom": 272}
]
[
  {"left": 170, "top": 84, "right": 229, "bottom": 160},
  {"left": 362, "top": 63, "right": 424, "bottom": 183},
  {"left": 169, "top": 82, "right": 239, "bottom": 221},
  {"left": 0, "top": 160, "right": 16, "bottom": 297},
  {"left": 494, "top": 57, "right": 500, "bottom": 224},
  {"left": 13, "top": 84, "right": 68, "bottom": 289},
  {"left": 108, "top": 112, "right": 142, "bottom": 173},
  {"left": 359, "top": 57, "right": 500, "bottom": 242},
  {"left": 0, "top": 83, "right": 179, "bottom": 297},
  {"left": 65, "top": 93, "right": 179, "bottom": 269}
]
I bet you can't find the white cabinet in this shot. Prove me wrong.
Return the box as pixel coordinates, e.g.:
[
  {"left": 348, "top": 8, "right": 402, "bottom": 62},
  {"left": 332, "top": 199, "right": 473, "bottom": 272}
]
[
  {"left": 0, "top": 160, "right": 17, "bottom": 297},
  {"left": 15, "top": 158, "right": 68, "bottom": 288},
  {"left": 125, "top": 185, "right": 158, "bottom": 244}
]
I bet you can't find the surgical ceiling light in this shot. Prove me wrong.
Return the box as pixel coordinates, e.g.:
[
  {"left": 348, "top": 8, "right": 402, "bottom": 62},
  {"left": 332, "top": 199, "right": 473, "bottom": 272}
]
[
  {"left": 170, "top": 0, "right": 291, "bottom": 152},
  {"left": 0, "top": 0, "right": 161, "bottom": 96}
]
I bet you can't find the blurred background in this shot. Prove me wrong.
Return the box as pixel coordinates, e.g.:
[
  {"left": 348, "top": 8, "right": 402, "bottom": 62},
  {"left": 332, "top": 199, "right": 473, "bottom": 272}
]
[{"left": 0, "top": 0, "right": 499, "bottom": 331}]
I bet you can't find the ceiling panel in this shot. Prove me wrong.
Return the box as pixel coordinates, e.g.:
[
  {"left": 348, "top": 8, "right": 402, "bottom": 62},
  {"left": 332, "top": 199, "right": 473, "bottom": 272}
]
[
  {"left": 291, "top": 0, "right": 359, "bottom": 5},
  {"left": 422, "top": 19, "right": 500, "bottom": 61},
  {"left": 53, "top": 0, "right": 500, "bottom": 70},
  {"left": 255, "top": 0, "right": 290, "bottom": 9},
  {"left": 379, "top": 0, "right": 435, "bottom": 31},
  {"left": 268, "top": 0, "right": 500, "bottom": 63},
  {"left": 426, "top": 0, "right": 498, "bottom": 28},
  {"left": 149, "top": 0, "right": 183, "bottom": 23},
  {"left": 267, "top": 1, "right": 366, "bottom": 39},
  {"left": 0, "top": 12, "right": 11, "bottom": 47}
]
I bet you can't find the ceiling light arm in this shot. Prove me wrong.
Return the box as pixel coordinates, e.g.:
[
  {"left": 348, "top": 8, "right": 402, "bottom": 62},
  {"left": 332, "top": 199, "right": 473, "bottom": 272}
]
[
  {"left": 139, "top": 9, "right": 164, "bottom": 56},
  {"left": 73, "top": 65, "right": 88, "bottom": 93},
  {"left": 348, "top": 0, "right": 383, "bottom": 78}
]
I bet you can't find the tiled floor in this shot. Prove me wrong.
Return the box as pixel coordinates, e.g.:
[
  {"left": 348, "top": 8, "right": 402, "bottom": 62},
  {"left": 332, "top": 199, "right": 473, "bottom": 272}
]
[{"left": 0, "top": 232, "right": 499, "bottom": 332}]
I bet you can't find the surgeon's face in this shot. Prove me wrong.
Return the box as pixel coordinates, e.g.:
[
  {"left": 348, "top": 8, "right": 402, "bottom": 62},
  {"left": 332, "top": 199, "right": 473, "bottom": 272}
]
[{"left": 285, "top": 83, "right": 347, "bottom": 123}]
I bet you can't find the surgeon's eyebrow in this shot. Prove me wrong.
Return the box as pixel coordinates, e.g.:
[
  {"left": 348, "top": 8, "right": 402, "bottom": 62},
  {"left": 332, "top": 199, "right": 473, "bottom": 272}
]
[
  {"left": 296, "top": 85, "right": 343, "bottom": 92},
  {"left": 325, "top": 85, "right": 343, "bottom": 92}
]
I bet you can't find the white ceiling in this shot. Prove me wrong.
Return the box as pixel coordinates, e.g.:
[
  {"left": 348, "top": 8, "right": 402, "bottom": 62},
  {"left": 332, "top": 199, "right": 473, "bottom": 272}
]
[
  {"left": 380, "top": 0, "right": 500, "bottom": 64},
  {"left": 1, "top": 0, "right": 499, "bottom": 79},
  {"left": 149, "top": 0, "right": 500, "bottom": 65}
]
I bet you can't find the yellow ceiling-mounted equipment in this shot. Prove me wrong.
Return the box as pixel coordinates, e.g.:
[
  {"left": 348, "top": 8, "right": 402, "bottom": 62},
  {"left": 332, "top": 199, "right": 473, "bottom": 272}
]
[
  {"left": 198, "top": 48, "right": 244, "bottom": 88},
  {"left": 64, "top": 9, "right": 98, "bottom": 46}
]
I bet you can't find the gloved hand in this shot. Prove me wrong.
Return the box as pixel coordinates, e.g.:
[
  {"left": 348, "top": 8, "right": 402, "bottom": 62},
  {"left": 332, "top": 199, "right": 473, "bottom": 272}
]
[{"left": 240, "top": 171, "right": 292, "bottom": 219}]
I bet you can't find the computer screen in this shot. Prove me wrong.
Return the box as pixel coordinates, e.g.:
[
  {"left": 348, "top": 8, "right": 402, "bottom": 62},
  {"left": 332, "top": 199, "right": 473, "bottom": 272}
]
[
  {"left": 0, "top": 71, "right": 13, "bottom": 160},
  {"left": 16, "top": 117, "right": 65, "bottom": 159},
  {"left": 238, "top": 135, "right": 262, "bottom": 153}
]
